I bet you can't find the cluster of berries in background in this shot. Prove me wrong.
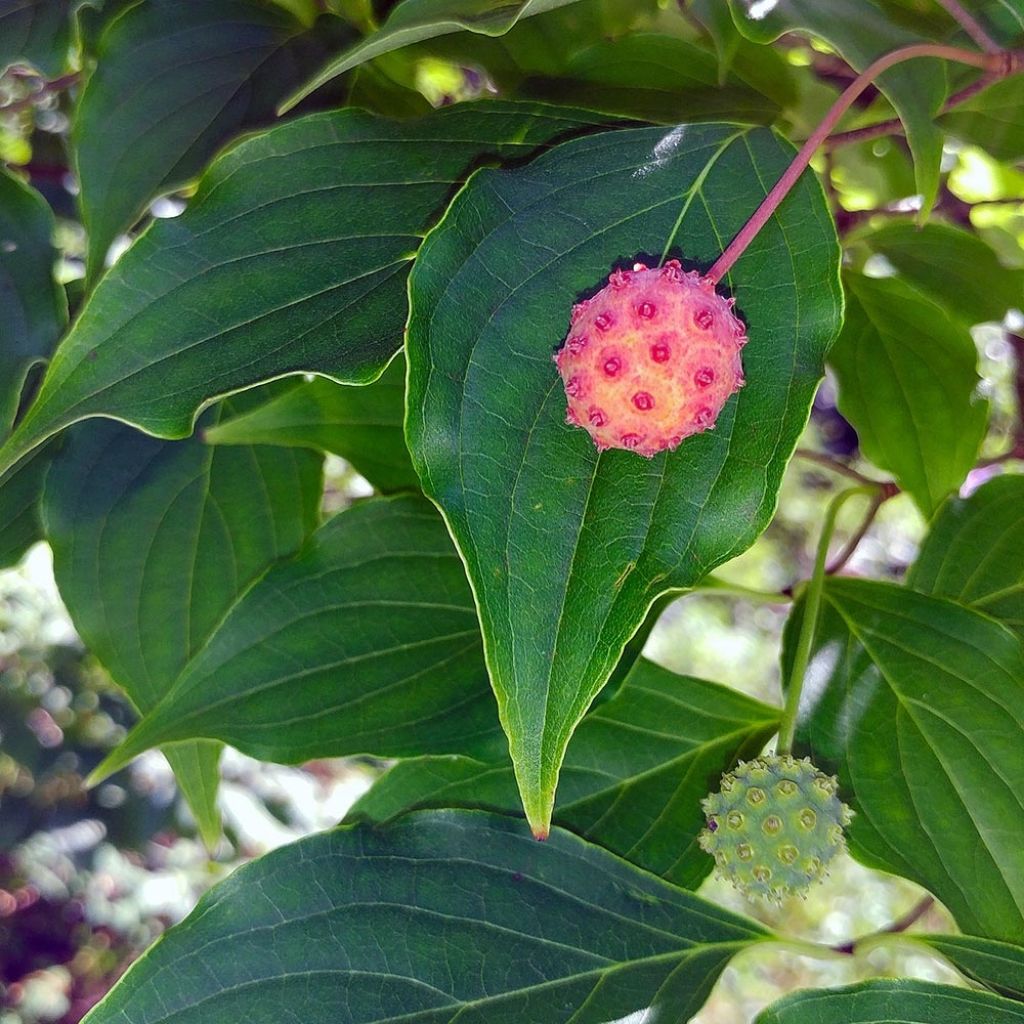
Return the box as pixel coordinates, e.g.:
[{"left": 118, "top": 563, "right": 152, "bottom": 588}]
[
  {"left": 554, "top": 260, "right": 747, "bottom": 457},
  {"left": 699, "top": 755, "right": 854, "bottom": 902}
]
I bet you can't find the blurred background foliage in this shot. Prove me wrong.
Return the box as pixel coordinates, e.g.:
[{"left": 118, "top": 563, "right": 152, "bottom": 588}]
[{"left": 2, "top": 0, "right": 1023, "bottom": 1020}]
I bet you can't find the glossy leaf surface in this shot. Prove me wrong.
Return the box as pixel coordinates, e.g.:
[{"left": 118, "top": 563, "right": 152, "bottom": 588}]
[
  {"left": 828, "top": 272, "right": 988, "bottom": 516},
  {"left": 908, "top": 474, "right": 1024, "bottom": 638},
  {"left": 0, "top": 102, "right": 609, "bottom": 477},
  {"left": 75, "top": 0, "right": 346, "bottom": 277},
  {"left": 407, "top": 121, "right": 841, "bottom": 832},
  {"left": 82, "top": 811, "right": 768, "bottom": 1024},
  {"left": 43, "top": 408, "right": 323, "bottom": 842},
  {"left": 789, "top": 577, "right": 1024, "bottom": 942},
  {"left": 90, "top": 495, "right": 502, "bottom": 776},
  {"left": 755, "top": 980, "right": 1024, "bottom": 1024},
  {"left": 352, "top": 659, "right": 780, "bottom": 889}
]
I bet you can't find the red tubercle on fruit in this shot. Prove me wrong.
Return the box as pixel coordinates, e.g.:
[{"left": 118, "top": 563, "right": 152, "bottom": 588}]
[{"left": 554, "top": 258, "right": 747, "bottom": 457}]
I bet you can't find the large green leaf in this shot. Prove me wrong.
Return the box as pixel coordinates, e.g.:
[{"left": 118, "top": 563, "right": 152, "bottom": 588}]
[
  {"left": 787, "top": 577, "right": 1024, "bottom": 942},
  {"left": 43, "top": 406, "right": 323, "bottom": 843},
  {"left": 918, "top": 935, "right": 1024, "bottom": 999},
  {"left": 352, "top": 659, "right": 779, "bottom": 889},
  {"left": 82, "top": 810, "right": 769, "bottom": 1024},
  {"left": 755, "top": 980, "right": 1024, "bottom": 1024},
  {"left": 74, "top": 0, "right": 348, "bottom": 279},
  {"left": 0, "top": 167, "right": 66, "bottom": 434},
  {"left": 852, "top": 221, "right": 1024, "bottom": 325},
  {"left": 204, "top": 355, "right": 418, "bottom": 493},
  {"left": 908, "top": 474, "right": 1024, "bottom": 637},
  {"left": 522, "top": 33, "right": 790, "bottom": 125},
  {"left": 942, "top": 77, "right": 1024, "bottom": 162},
  {"left": 828, "top": 272, "right": 988, "bottom": 517},
  {"left": 0, "top": 0, "right": 72, "bottom": 75},
  {"left": 280, "top": 0, "right": 586, "bottom": 111},
  {"left": 729, "top": 0, "right": 948, "bottom": 212},
  {"left": 0, "top": 101, "right": 610, "bottom": 478},
  {"left": 89, "top": 494, "right": 503, "bottom": 778},
  {"left": 0, "top": 445, "right": 50, "bottom": 569},
  {"left": 406, "top": 122, "right": 841, "bottom": 834}
]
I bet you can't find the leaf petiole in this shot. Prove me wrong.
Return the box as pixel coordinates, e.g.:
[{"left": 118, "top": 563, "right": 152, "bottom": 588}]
[{"left": 776, "top": 484, "right": 881, "bottom": 755}]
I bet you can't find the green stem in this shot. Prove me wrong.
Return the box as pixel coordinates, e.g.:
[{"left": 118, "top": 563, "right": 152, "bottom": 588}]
[
  {"left": 776, "top": 484, "right": 880, "bottom": 755},
  {"left": 697, "top": 575, "right": 792, "bottom": 604}
]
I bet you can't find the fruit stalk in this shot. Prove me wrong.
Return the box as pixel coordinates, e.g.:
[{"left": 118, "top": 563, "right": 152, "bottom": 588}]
[
  {"left": 776, "top": 484, "right": 881, "bottom": 755},
  {"left": 706, "top": 42, "right": 1012, "bottom": 285}
]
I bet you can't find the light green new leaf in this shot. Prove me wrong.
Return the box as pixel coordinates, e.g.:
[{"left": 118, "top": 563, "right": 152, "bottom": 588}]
[
  {"left": 89, "top": 495, "right": 503, "bottom": 779},
  {"left": 43, "top": 407, "right": 323, "bottom": 844},
  {"left": 755, "top": 980, "right": 1024, "bottom": 1024},
  {"left": 205, "top": 355, "right": 418, "bottom": 493},
  {"left": 943, "top": 77, "right": 1024, "bottom": 162},
  {"left": 406, "top": 122, "right": 841, "bottom": 834},
  {"left": 852, "top": 221, "right": 1024, "bottom": 326},
  {"left": 908, "top": 474, "right": 1024, "bottom": 637},
  {"left": 0, "top": 167, "right": 66, "bottom": 434},
  {"left": 75, "top": 0, "right": 350, "bottom": 280},
  {"left": 829, "top": 272, "right": 988, "bottom": 517},
  {"left": 730, "top": 0, "right": 948, "bottom": 212},
  {"left": 0, "top": 101, "right": 611, "bottom": 479},
  {"left": 82, "top": 810, "right": 769, "bottom": 1024},
  {"left": 0, "top": 0, "right": 72, "bottom": 75},
  {"left": 280, "top": 0, "right": 585, "bottom": 111},
  {"left": 352, "top": 659, "right": 779, "bottom": 889},
  {"left": 787, "top": 577, "right": 1024, "bottom": 943},
  {"left": 919, "top": 935, "right": 1024, "bottom": 999}
]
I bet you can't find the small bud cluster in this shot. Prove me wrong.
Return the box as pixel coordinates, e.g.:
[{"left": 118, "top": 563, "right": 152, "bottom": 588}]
[
  {"left": 699, "top": 754, "right": 854, "bottom": 902},
  {"left": 554, "top": 260, "right": 747, "bottom": 457}
]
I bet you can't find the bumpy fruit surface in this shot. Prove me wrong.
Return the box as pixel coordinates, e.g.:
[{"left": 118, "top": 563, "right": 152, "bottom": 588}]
[
  {"left": 699, "top": 754, "right": 853, "bottom": 902},
  {"left": 554, "top": 259, "right": 746, "bottom": 457}
]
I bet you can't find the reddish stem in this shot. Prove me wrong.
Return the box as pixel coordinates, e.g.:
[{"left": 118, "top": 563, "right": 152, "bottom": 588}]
[
  {"left": 935, "top": 0, "right": 1002, "bottom": 53},
  {"left": 706, "top": 43, "right": 1005, "bottom": 286}
]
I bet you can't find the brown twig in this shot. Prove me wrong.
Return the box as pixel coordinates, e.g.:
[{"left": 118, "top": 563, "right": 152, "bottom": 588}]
[
  {"left": 832, "top": 896, "right": 936, "bottom": 954},
  {"left": 935, "top": 0, "right": 1002, "bottom": 54},
  {"left": 706, "top": 43, "right": 1006, "bottom": 284},
  {"left": 827, "top": 72, "right": 999, "bottom": 149},
  {"left": 795, "top": 448, "right": 880, "bottom": 486},
  {"left": 826, "top": 489, "right": 886, "bottom": 575},
  {"left": 0, "top": 72, "right": 80, "bottom": 115}
]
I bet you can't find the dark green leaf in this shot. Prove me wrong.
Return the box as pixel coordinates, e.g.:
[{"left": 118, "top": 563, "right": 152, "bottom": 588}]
[
  {"left": 0, "top": 167, "right": 66, "bottom": 433},
  {"left": 730, "top": 0, "right": 948, "bottom": 212},
  {"left": 82, "top": 810, "right": 768, "bottom": 1024},
  {"left": 90, "top": 495, "right": 503, "bottom": 778},
  {"left": 280, "top": 0, "right": 587, "bottom": 111},
  {"left": 75, "top": 0, "right": 351, "bottom": 279},
  {"left": 406, "top": 122, "right": 841, "bottom": 833},
  {"left": 0, "top": 446, "right": 50, "bottom": 569},
  {"left": 352, "top": 659, "right": 779, "bottom": 889},
  {"left": 755, "top": 979, "right": 1024, "bottom": 1023},
  {"left": 908, "top": 474, "right": 1024, "bottom": 637},
  {"left": 919, "top": 935, "right": 1024, "bottom": 999},
  {"left": 788, "top": 577, "right": 1024, "bottom": 943},
  {"left": 942, "top": 77, "right": 1024, "bottom": 162},
  {"left": 852, "top": 221, "right": 1024, "bottom": 325},
  {"left": 0, "top": 101, "right": 610, "bottom": 478},
  {"left": 0, "top": 0, "right": 72, "bottom": 75},
  {"left": 204, "top": 355, "right": 418, "bottom": 493},
  {"left": 522, "top": 33, "right": 788, "bottom": 125},
  {"left": 828, "top": 272, "right": 988, "bottom": 516},
  {"left": 43, "top": 406, "right": 323, "bottom": 843},
  {"left": 691, "top": 0, "right": 742, "bottom": 81}
]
